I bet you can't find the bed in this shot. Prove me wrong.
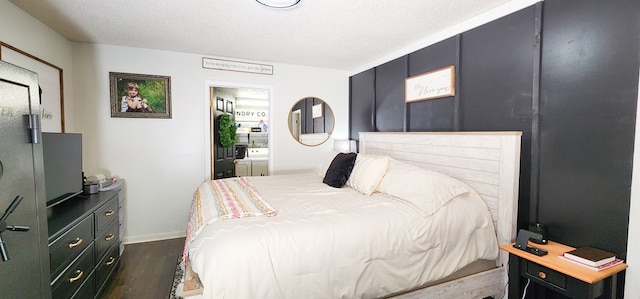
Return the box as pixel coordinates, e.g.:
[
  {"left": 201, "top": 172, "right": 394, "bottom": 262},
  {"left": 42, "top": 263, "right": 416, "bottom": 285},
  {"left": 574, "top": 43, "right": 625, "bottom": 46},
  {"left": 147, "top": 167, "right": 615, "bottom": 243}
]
[{"left": 180, "top": 131, "right": 522, "bottom": 299}]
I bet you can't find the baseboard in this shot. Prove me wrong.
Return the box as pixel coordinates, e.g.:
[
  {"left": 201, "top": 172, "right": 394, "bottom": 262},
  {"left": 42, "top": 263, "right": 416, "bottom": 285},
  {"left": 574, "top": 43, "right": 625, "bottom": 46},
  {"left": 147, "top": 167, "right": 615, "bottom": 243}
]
[{"left": 124, "top": 231, "right": 186, "bottom": 244}]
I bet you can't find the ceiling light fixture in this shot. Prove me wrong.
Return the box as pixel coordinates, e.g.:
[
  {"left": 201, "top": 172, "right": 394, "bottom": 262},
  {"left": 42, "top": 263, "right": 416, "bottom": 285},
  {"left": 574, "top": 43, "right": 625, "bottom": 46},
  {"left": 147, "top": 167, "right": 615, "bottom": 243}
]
[{"left": 256, "top": 0, "right": 301, "bottom": 9}]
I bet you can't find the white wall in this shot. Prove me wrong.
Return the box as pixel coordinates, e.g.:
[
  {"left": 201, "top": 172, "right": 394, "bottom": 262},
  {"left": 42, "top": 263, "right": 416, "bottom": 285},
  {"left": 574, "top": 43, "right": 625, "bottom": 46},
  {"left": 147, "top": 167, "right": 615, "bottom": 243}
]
[
  {"left": 3, "top": 0, "right": 638, "bottom": 296},
  {"left": 625, "top": 67, "right": 640, "bottom": 299},
  {"left": 348, "top": 0, "right": 542, "bottom": 76},
  {"left": 1, "top": 0, "right": 349, "bottom": 243},
  {"left": 71, "top": 44, "right": 348, "bottom": 243},
  {"left": 0, "top": 0, "right": 75, "bottom": 129}
]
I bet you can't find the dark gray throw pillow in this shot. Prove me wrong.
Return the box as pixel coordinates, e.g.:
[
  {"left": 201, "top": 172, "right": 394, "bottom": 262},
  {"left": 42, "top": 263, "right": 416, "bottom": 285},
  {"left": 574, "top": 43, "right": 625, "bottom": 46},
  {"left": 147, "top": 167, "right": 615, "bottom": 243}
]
[{"left": 323, "top": 153, "right": 358, "bottom": 188}]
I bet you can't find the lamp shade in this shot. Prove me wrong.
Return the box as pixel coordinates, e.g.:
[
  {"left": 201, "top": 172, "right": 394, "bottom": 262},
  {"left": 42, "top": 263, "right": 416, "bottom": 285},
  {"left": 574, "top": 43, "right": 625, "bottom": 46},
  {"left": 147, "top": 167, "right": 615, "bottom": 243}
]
[{"left": 333, "top": 140, "right": 357, "bottom": 153}]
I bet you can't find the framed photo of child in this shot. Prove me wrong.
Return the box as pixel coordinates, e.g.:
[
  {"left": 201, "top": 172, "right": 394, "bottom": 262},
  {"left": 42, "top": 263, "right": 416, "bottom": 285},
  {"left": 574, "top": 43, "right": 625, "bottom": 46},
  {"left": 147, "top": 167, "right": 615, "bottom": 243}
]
[{"left": 109, "top": 72, "right": 172, "bottom": 119}]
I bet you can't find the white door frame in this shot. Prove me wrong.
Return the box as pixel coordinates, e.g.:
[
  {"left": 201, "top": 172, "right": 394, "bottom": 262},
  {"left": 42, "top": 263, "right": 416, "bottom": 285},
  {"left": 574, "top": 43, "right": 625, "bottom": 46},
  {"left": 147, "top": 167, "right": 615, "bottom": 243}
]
[
  {"left": 291, "top": 109, "right": 301, "bottom": 142},
  {"left": 203, "top": 80, "right": 273, "bottom": 181}
]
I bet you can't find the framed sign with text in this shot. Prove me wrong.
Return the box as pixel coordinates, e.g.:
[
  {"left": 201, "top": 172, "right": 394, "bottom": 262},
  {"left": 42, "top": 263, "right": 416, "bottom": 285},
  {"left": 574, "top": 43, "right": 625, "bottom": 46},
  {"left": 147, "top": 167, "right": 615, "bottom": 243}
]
[
  {"left": 202, "top": 57, "right": 273, "bottom": 75},
  {"left": 1, "top": 42, "right": 65, "bottom": 132},
  {"left": 405, "top": 65, "right": 455, "bottom": 102}
]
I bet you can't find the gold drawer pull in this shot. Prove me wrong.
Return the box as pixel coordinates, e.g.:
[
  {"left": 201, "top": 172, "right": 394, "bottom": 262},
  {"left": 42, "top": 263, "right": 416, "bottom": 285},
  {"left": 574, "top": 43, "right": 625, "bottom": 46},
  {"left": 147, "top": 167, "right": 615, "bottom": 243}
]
[
  {"left": 106, "top": 257, "right": 116, "bottom": 266},
  {"left": 68, "top": 238, "right": 83, "bottom": 249},
  {"left": 538, "top": 271, "right": 547, "bottom": 279},
  {"left": 105, "top": 210, "right": 115, "bottom": 216},
  {"left": 69, "top": 270, "right": 84, "bottom": 283},
  {"left": 105, "top": 234, "right": 115, "bottom": 241}
]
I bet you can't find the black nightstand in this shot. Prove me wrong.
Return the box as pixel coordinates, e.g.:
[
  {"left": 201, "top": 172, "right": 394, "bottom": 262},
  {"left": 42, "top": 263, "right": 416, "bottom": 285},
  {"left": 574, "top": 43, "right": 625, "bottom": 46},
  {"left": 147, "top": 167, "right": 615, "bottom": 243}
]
[{"left": 500, "top": 241, "right": 627, "bottom": 299}]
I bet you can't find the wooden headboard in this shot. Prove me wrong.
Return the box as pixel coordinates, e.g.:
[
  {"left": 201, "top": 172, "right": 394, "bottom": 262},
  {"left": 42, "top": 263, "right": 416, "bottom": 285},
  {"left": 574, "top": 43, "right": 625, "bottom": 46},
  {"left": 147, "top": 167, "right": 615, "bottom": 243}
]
[{"left": 359, "top": 131, "right": 522, "bottom": 268}]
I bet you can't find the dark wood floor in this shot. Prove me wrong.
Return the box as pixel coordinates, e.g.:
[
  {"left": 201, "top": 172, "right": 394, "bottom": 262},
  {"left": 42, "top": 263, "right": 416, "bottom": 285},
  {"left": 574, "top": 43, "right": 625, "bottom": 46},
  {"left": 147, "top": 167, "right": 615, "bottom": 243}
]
[{"left": 99, "top": 237, "right": 185, "bottom": 299}]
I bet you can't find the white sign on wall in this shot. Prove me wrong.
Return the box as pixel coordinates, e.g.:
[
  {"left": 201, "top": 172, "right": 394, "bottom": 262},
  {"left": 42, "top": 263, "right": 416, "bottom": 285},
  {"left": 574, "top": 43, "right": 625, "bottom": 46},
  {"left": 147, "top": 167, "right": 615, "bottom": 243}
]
[
  {"left": 312, "top": 103, "right": 323, "bottom": 118},
  {"left": 1, "top": 43, "right": 63, "bottom": 132},
  {"left": 405, "top": 65, "right": 455, "bottom": 102},
  {"left": 202, "top": 57, "right": 273, "bottom": 75}
]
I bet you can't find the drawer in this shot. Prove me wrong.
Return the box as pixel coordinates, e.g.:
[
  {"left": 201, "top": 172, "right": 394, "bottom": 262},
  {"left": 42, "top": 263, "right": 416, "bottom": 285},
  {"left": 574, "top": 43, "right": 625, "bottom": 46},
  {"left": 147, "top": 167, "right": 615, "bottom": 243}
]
[
  {"left": 95, "top": 195, "right": 118, "bottom": 235},
  {"left": 526, "top": 261, "right": 567, "bottom": 289},
  {"left": 71, "top": 270, "right": 95, "bottom": 299},
  {"left": 51, "top": 242, "right": 95, "bottom": 299},
  {"left": 95, "top": 218, "right": 119, "bottom": 261},
  {"left": 95, "top": 244, "right": 120, "bottom": 296},
  {"left": 49, "top": 215, "right": 93, "bottom": 280}
]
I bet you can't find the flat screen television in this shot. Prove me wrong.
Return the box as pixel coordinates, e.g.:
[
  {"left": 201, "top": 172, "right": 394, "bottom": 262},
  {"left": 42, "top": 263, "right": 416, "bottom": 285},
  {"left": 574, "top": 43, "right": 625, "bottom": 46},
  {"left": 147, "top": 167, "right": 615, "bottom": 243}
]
[{"left": 42, "top": 132, "right": 83, "bottom": 207}]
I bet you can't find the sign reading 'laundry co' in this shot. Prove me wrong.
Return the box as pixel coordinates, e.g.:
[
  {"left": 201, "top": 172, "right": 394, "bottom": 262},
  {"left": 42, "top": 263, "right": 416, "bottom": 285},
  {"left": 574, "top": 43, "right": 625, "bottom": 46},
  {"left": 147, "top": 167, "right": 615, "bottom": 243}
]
[{"left": 235, "top": 108, "right": 268, "bottom": 121}]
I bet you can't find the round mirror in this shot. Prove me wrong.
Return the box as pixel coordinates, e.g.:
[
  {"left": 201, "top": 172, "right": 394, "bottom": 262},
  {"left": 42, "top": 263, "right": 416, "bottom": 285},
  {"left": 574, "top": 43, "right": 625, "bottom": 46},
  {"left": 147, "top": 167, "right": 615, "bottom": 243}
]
[{"left": 288, "top": 97, "right": 335, "bottom": 146}]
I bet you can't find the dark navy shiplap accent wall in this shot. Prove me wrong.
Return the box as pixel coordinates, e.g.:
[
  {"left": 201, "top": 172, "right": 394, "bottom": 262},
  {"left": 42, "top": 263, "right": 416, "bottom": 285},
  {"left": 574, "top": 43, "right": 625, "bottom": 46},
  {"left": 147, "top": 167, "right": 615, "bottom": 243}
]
[
  {"left": 349, "top": 1, "right": 639, "bottom": 297},
  {"left": 538, "top": 0, "right": 638, "bottom": 255},
  {"left": 407, "top": 36, "right": 459, "bottom": 131}
]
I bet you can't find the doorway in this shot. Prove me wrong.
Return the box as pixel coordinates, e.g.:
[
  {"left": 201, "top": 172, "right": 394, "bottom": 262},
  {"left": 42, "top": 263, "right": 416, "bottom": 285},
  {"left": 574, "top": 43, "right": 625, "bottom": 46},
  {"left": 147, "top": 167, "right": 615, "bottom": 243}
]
[
  {"left": 204, "top": 81, "right": 272, "bottom": 180},
  {"left": 290, "top": 109, "right": 301, "bottom": 141}
]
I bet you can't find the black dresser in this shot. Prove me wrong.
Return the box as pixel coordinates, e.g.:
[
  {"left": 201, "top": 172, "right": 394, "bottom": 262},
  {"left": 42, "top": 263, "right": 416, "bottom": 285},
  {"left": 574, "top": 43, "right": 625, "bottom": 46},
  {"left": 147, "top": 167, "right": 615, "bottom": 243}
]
[{"left": 47, "top": 189, "right": 121, "bottom": 299}]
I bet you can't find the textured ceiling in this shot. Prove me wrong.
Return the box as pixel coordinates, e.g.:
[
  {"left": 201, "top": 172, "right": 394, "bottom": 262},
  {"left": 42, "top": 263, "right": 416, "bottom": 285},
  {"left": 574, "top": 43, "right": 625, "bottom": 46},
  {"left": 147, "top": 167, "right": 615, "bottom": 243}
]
[{"left": 9, "top": 0, "right": 510, "bottom": 70}]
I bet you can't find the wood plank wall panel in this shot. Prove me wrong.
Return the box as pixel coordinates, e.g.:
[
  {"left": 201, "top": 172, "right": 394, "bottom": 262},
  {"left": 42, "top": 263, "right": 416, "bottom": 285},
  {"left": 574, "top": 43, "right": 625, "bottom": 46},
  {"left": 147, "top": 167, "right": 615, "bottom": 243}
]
[
  {"left": 459, "top": 7, "right": 536, "bottom": 132},
  {"left": 374, "top": 56, "right": 408, "bottom": 132},
  {"left": 459, "top": 6, "right": 537, "bottom": 232},
  {"left": 407, "top": 36, "right": 458, "bottom": 131},
  {"left": 538, "top": 0, "right": 639, "bottom": 263},
  {"left": 349, "top": 68, "right": 375, "bottom": 141},
  {"left": 322, "top": 98, "right": 335, "bottom": 134},
  {"left": 536, "top": 2, "right": 640, "bottom": 296},
  {"left": 311, "top": 97, "right": 325, "bottom": 133},
  {"left": 304, "top": 97, "right": 314, "bottom": 133}
]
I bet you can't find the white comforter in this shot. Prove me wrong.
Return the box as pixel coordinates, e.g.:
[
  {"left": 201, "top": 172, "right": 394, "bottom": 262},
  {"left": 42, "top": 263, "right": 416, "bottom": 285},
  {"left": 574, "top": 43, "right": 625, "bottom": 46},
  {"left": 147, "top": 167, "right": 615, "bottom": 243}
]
[{"left": 187, "top": 173, "right": 498, "bottom": 299}]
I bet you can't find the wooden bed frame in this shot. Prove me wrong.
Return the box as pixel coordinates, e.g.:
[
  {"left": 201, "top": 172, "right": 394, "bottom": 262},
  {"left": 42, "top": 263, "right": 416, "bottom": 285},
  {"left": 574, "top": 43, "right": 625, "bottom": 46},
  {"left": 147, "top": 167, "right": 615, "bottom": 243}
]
[
  {"left": 361, "top": 132, "right": 521, "bottom": 299},
  {"left": 182, "top": 131, "right": 522, "bottom": 299}
]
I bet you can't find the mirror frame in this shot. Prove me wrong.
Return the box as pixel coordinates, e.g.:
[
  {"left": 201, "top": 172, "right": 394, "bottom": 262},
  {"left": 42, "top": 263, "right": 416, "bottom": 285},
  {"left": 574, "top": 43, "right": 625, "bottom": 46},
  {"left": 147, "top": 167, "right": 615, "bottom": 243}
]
[{"left": 288, "top": 96, "right": 335, "bottom": 146}]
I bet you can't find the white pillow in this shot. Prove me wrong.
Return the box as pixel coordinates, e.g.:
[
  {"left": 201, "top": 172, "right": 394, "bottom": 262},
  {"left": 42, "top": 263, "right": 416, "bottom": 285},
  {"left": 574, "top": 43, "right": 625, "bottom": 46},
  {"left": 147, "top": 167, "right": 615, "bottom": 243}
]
[
  {"left": 347, "top": 154, "right": 389, "bottom": 195},
  {"left": 376, "top": 160, "right": 470, "bottom": 216},
  {"left": 318, "top": 150, "right": 339, "bottom": 177}
]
